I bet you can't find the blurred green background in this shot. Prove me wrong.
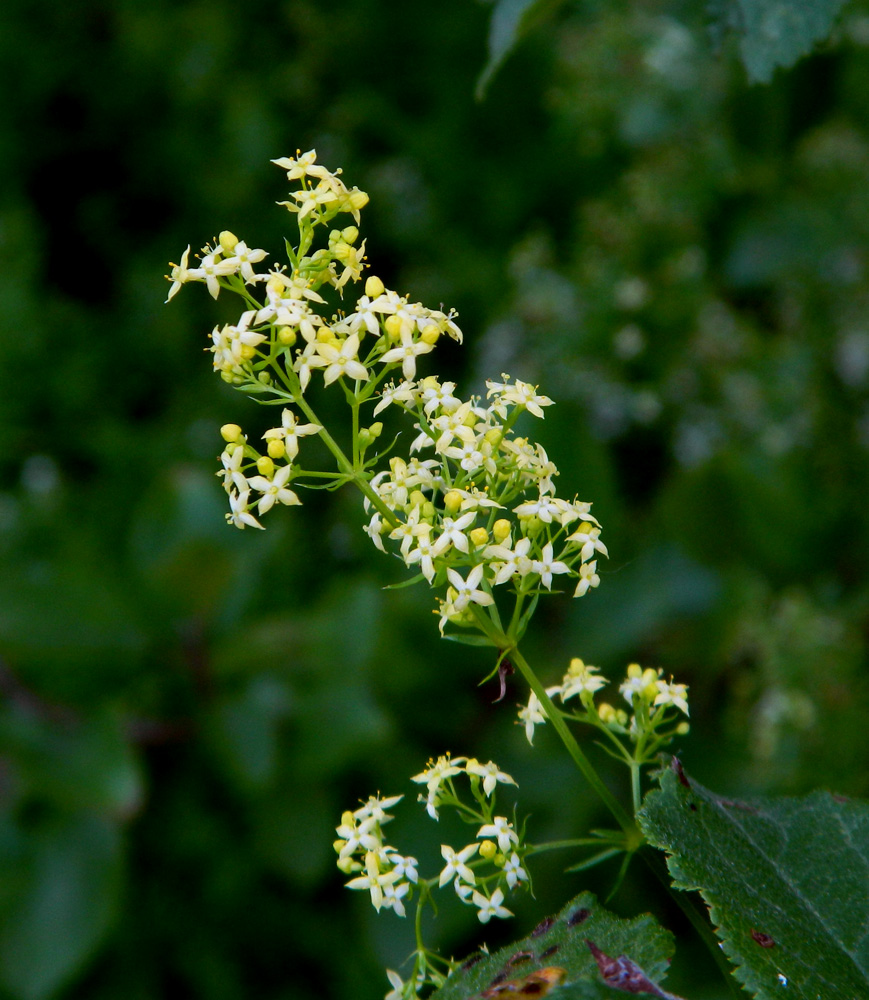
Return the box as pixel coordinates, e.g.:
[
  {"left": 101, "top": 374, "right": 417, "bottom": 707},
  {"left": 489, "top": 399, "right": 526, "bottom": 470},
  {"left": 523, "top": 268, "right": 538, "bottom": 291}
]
[{"left": 1, "top": 1, "right": 868, "bottom": 998}]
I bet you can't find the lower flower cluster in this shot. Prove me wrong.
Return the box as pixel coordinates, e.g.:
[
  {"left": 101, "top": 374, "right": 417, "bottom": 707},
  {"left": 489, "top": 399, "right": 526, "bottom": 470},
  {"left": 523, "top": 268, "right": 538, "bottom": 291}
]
[{"left": 334, "top": 755, "right": 529, "bottom": 925}]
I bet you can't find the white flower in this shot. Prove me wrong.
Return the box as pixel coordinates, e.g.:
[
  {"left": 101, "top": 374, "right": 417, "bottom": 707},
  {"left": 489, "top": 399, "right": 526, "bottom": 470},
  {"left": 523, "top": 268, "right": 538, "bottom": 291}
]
[
  {"left": 566, "top": 522, "right": 609, "bottom": 561},
  {"left": 345, "top": 851, "right": 402, "bottom": 912},
  {"left": 191, "top": 253, "right": 238, "bottom": 299},
  {"left": 465, "top": 759, "right": 517, "bottom": 797},
  {"left": 384, "top": 969, "right": 405, "bottom": 1000},
  {"left": 165, "top": 245, "right": 193, "bottom": 302},
  {"left": 353, "top": 794, "right": 404, "bottom": 823},
  {"left": 380, "top": 328, "right": 436, "bottom": 381},
  {"left": 222, "top": 241, "right": 268, "bottom": 282},
  {"left": 574, "top": 560, "right": 600, "bottom": 597},
  {"left": 654, "top": 679, "right": 689, "bottom": 716},
  {"left": 373, "top": 379, "right": 419, "bottom": 416},
  {"left": 226, "top": 490, "right": 264, "bottom": 530},
  {"left": 431, "top": 512, "right": 476, "bottom": 557},
  {"left": 446, "top": 565, "right": 494, "bottom": 612},
  {"left": 503, "top": 853, "right": 528, "bottom": 889},
  {"left": 381, "top": 880, "right": 410, "bottom": 917},
  {"left": 246, "top": 464, "right": 302, "bottom": 514},
  {"left": 531, "top": 542, "right": 570, "bottom": 590},
  {"left": 476, "top": 817, "right": 518, "bottom": 853},
  {"left": 471, "top": 887, "right": 512, "bottom": 923},
  {"left": 311, "top": 334, "right": 369, "bottom": 385},
  {"left": 262, "top": 409, "right": 322, "bottom": 461},
  {"left": 484, "top": 536, "right": 534, "bottom": 586},
  {"left": 404, "top": 529, "right": 437, "bottom": 583},
  {"left": 559, "top": 658, "right": 608, "bottom": 703},
  {"left": 518, "top": 692, "right": 547, "bottom": 744},
  {"left": 439, "top": 843, "right": 479, "bottom": 887},
  {"left": 218, "top": 446, "right": 248, "bottom": 494}
]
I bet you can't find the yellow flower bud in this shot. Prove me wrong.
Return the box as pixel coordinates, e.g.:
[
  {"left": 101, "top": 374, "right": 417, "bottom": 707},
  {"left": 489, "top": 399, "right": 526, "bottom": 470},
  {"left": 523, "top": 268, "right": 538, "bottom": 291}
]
[
  {"left": 341, "top": 225, "right": 359, "bottom": 244},
  {"left": 365, "top": 275, "right": 385, "bottom": 298},
  {"left": 336, "top": 856, "right": 356, "bottom": 874},
  {"left": 239, "top": 343, "right": 256, "bottom": 361},
  {"left": 469, "top": 527, "right": 489, "bottom": 548},
  {"left": 267, "top": 276, "right": 284, "bottom": 295},
  {"left": 358, "top": 428, "right": 373, "bottom": 449},
  {"left": 317, "top": 328, "right": 337, "bottom": 344},
  {"left": 267, "top": 438, "right": 286, "bottom": 460},
  {"left": 278, "top": 326, "right": 296, "bottom": 346},
  {"left": 422, "top": 501, "right": 436, "bottom": 520},
  {"left": 258, "top": 371, "right": 271, "bottom": 384},
  {"left": 256, "top": 456, "right": 275, "bottom": 478},
  {"left": 384, "top": 314, "right": 403, "bottom": 341},
  {"left": 368, "top": 422, "right": 383, "bottom": 438},
  {"left": 462, "top": 411, "right": 477, "bottom": 429},
  {"left": 479, "top": 840, "right": 497, "bottom": 861},
  {"left": 420, "top": 324, "right": 440, "bottom": 345},
  {"left": 598, "top": 702, "right": 616, "bottom": 723},
  {"left": 349, "top": 190, "right": 369, "bottom": 210},
  {"left": 484, "top": 428, "right": 502, "bottom": 445},
  {"left": 219, "top": 231, "right": 239, "bottom": 254},
  {"left": 220, "top": 423, "right": 243, "bottom": 443},
  {"left": 492, "top": 519, "right": 511, "bottom": 543},
  {"left": 676, "top": 722, "right": 690, "bottom": 735},
  {"left": 443, "top": 490, "right": 463, "bottom": 514},
  {"left": 409, "top": 490, "right": 427, "bottom": 509},
  {"left": 524, "top": 515, "right": 543, "bottom": 537},
  {"left": 626, "top": 663, "right": 643, "bottom": 679}
]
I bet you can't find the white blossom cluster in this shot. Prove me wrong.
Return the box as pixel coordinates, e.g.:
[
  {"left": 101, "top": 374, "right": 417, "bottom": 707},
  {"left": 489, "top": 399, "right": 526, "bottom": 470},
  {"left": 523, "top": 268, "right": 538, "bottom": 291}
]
[
  {"left": 165, "top": 151, "right": 609, "bottom": 631},
  {"left": 519, "top": 658, "right": 690, "bottom": 747},
  {"left": 334, "top": 756, "right": 528, "bottom": 925}
]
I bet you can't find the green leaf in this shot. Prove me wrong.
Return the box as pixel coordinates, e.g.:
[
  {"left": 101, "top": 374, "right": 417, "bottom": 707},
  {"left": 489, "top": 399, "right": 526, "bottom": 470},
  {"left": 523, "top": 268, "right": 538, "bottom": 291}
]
[
  {"left": 430, "top": 891, "right": 675, "bottom": 1000},
  {"left": 476, "top": 0, "right": 566, "bottom": 100},
  {"left": 0, "top": 814, "right": 122, "bottom": 1000},
  {"left": 713, "top": 0, "right": 850, "bottom": 84},
  {"left": 639, "top": 762, "right": 869, "bottom": 999}
]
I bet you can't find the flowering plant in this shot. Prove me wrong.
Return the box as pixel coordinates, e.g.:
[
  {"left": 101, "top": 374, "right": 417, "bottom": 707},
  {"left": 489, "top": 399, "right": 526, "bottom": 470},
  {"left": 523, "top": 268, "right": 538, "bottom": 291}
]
[{"left": 166, "top": 152, "right": 869, "bottom": 1000}]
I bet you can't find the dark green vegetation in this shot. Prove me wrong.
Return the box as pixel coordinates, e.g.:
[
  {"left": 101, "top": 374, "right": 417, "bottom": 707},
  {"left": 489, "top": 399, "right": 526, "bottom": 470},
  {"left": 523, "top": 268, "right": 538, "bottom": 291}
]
[{"left": 1, "top": 1, "right": 868, "bottom": 999}]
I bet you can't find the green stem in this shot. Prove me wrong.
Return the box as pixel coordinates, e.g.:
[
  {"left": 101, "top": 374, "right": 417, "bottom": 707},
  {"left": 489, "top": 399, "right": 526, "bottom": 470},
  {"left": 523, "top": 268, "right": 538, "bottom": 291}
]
[{"left": 510, "top": 648, "right": 637, "bottom": 839}]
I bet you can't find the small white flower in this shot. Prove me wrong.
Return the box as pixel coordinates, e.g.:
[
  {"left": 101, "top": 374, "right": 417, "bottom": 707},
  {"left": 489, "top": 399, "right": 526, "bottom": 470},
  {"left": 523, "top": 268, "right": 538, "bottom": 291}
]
[
  {"left": 345, "top": 851, "right": 402, "bottom": 912},
  {"left": 476, "top": 817, "right": 518, "bottom": 853},
  {"left": 380, "top": 328, "right": 436, "bottom": 381},
  {"left": 246, "top": 465, "right": 301, "bottom": 514},
  {"left": 531, "top": 542, "right": 570, "bottom": 590},
  {"left": 226, "top": 490, "right": 264, "bottom": 530},
  {"left": 574, "top": 560, "right": 600, "bottom": 597},
  {"left": 471, "top": 887, "right": 512, "bottom": 923},
  {"left": 654, "top": 679, "right": 689, "bottom": 716},
  {"left": 311, "top": 333, "right": 370, "bottom": 385},
  {"left": 439, "top": 843, "right": 479, "bottom": 887},
  {"left": 446, "top": 565, "right": 494, "bottom": 612},
  {"left": 465, "top": 759, "right": 517, "bottom": 797},
  {"left": 503, "top": 852, "right": 527, "bottom": 889}
]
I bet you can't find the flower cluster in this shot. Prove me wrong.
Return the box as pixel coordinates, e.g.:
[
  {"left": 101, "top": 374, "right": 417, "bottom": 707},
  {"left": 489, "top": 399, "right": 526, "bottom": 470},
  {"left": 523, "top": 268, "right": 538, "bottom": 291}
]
[
  {"left": 165, "top": 151, "right": 607, "bottom": 641},
  {"left": 519, "top": 658, "right": 689, "bottom": 749},
  {"left": 335, "top": 755, "right": 528, "bottom": 929}
]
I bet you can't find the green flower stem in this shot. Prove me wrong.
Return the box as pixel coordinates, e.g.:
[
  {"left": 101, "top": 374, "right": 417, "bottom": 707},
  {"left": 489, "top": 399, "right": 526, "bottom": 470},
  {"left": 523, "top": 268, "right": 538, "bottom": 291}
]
[{"left": 510, "top": 648, "right": 638, "bottom": 840}]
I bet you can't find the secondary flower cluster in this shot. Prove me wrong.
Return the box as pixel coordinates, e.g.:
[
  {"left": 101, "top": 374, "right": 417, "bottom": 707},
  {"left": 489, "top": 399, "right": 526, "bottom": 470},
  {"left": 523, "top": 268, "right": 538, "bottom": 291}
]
[
  {"left": 165, "top": 151, "right": 608, "bottom": 636},
  {"left": 519, "top": 658, "right": 690, "bottom": 747},
  {"left": 334, "top": 756, "right": 528, "bottom": 925}
]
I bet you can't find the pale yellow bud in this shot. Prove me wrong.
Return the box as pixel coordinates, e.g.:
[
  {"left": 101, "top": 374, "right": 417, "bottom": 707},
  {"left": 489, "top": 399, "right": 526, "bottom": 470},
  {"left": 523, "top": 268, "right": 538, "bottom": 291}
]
[
  {"left": 220, "top": 370, "right": 235, "bottom": 384},
  {"left": 336, "top": 856, "right": 356, "bottom": 874},
  {"left": 278, "top": 326, "right": 296, "bottom": 346},
  {"left": 341, "top": 225, "right": 359, "bottom": 244},
  {"left": 267, "top": 276, "right": 284, "bottom": 295},
  {"left": 409, "top": 490, "right": 427, "bottom": 509},
  {"left": 219, "top": 230, "right": 239, "bottom": 254},
  {"left": 525, "top": 515, "right": 543, "bottom": 537},
  {"left": 626, "top": 663, "right": 643, "bottom": 680},
  {"left": 267, "top": 438, "right": 286, "bottom": 460},
  {"left": 220, "top": 423, "right": 243, "bottom": 443},
  {"left": 317, "top": 328, "right": 337, "bottom": 344},
  {"left": 676, "top": 722, "right": 690, "bottom": 735},
  {"left": 443, "top": 490, "right": 463, "bottom": 514},
  {"left": 478, "top": 840, "right": 497, "bottom": 861},
  {"left": 358, "top": 429, "right": 373, "bottom": 449},
  {"left": 422, "top": 501, "right": 436, "bottom": 520},
  {"left": 239, "top": 344, "right": 257, "bottom": 360},
  {"left": 420, "top": 324, "right": 440, "bottom": 345},
  {"left": 384, "top": 315, "right": 402, "bottom": 341},
  {"left": 256, "top": 456, "right": 275, "bottom": 478},
  {"left": 598, "top": 702, "right": 617, "bottom": 724},
  {"left": 365, "top": 275, "right": 385, "bottom": 298},
  {"left": 494, "top": 852, "right": 506, "bottom": 867},
  {"left": 492, "top": 519, "right": 512, "bottom": 543},
  {"left": 258, "top": 371, "right": 271, "bottom": 384},
  {"left": 484, "top": 428, "right": 501, "bottom": 445},
  {"left": 368, "top": 422, "right": 383, "bottom": 438},
  {"left": 349, "top": 190, "right": 369, "bottom": 210},
  {"left": 469, "top": 527, "right": 489, "bottom": 548}
]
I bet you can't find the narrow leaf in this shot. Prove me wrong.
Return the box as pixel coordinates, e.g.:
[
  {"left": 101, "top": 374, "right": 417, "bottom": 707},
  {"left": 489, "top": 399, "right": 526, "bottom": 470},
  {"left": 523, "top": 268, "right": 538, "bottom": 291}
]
[
  {"left": 476, "top": 0, "right": 566, "bottom": 100},
  {"left": 639, "top": 761, "right": 869, "bottom": 999}
]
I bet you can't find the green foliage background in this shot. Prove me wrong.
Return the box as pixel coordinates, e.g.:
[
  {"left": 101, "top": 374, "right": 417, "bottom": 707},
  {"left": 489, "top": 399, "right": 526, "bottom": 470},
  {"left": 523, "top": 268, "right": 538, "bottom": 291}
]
[{"left": 1, "top": 1, "right": 868, "bottom": 998}]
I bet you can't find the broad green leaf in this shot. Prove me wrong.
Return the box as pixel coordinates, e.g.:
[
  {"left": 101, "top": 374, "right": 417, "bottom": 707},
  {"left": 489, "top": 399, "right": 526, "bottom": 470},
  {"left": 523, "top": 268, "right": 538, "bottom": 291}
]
[
  {"left": 0, "top": 814, "right": 122, "bottom": 1000},
  {"left": 639, "top": 763, "right": 869, "bottom": 999},
  {"left": 712, "top": 0, "right": 850, "bottom": 84},
  {"left": 476, "top": 0, "right": 565, "bottom": 99},
  {"left": 431, "top": 891, "right": 675, "bottom": 1000}
]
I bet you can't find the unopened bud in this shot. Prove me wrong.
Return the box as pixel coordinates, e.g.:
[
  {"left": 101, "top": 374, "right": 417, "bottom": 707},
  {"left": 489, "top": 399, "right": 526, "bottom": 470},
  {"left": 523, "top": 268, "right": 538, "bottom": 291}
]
[
  {"left": 492, "top": 519, "right": 512, "bottom": 543},
  {"left": 278, "top": 326, "right": 296, "bottom": 346},
  {"left": 220, "top": 423, "right": 243, "bottom": 443},
  {"left": 365, "top": 275, "right": 385, "bottom": 298},
  {"left": 469, "top": 527, "right": 489, "bottom": 548},
  {"left": 525, "top": 516, "right": 543, "bottom": 537},
  {"left": 484, "top": 428, "right": 502, "bottom": 445},
  {"left": 219, "top": 230, "right": 239, "bottom": 254},
  {"left": 420, "top": 324, "right": 440, "bottom": 345},
  {"left": 258, "top": 371, "right": 272, "bottom": 384},
  {"left": 409, "top": 490, "right": 426, "bottom": 509},
  {"left": 384, "top": 315, "right": 402, "bottom": 341},
  {"left": 349, "top": 190, "right": 369, "bottom": 210},
  {"left": 256, "top": 456, "right": 275, "bottom": 478},
  {"left": 267, "top": 438, "right": 286, "bottom": 459},
  {"left": 676, "top": 722, "right": 690, "bottom": 735},
  {"left": 358, "top": 429, "right": 373, "bottom": 449},
  {"left": 368, "top": 422, "right": 383, "bottom": 438},
  {"left": 478, "top": 840, "right": 497, "bottom": 861},
  {"left": 598, "top": 703, "right": 616, "bottom": 723},
  {"left": 443, "top": 490, "right": 463, "bottom": 514},
  {"left": 341, "top": 225, "right": 359, "bottom": 244}
]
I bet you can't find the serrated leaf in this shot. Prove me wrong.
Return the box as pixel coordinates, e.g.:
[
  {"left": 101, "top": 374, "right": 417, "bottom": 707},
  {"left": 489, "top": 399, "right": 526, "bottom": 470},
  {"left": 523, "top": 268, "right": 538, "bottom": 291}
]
[
  {"left": 712, "top": 0, "right": 849, "bottom": 84},
  {"left": 638, "top": 762, "right": 869, "bottom": 999},
  {"left": 476, "top": 0, "right": 565, "bottom": 100},
  {"left": 430, "top": 891, "right": 675, "bottom": 1000}
]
